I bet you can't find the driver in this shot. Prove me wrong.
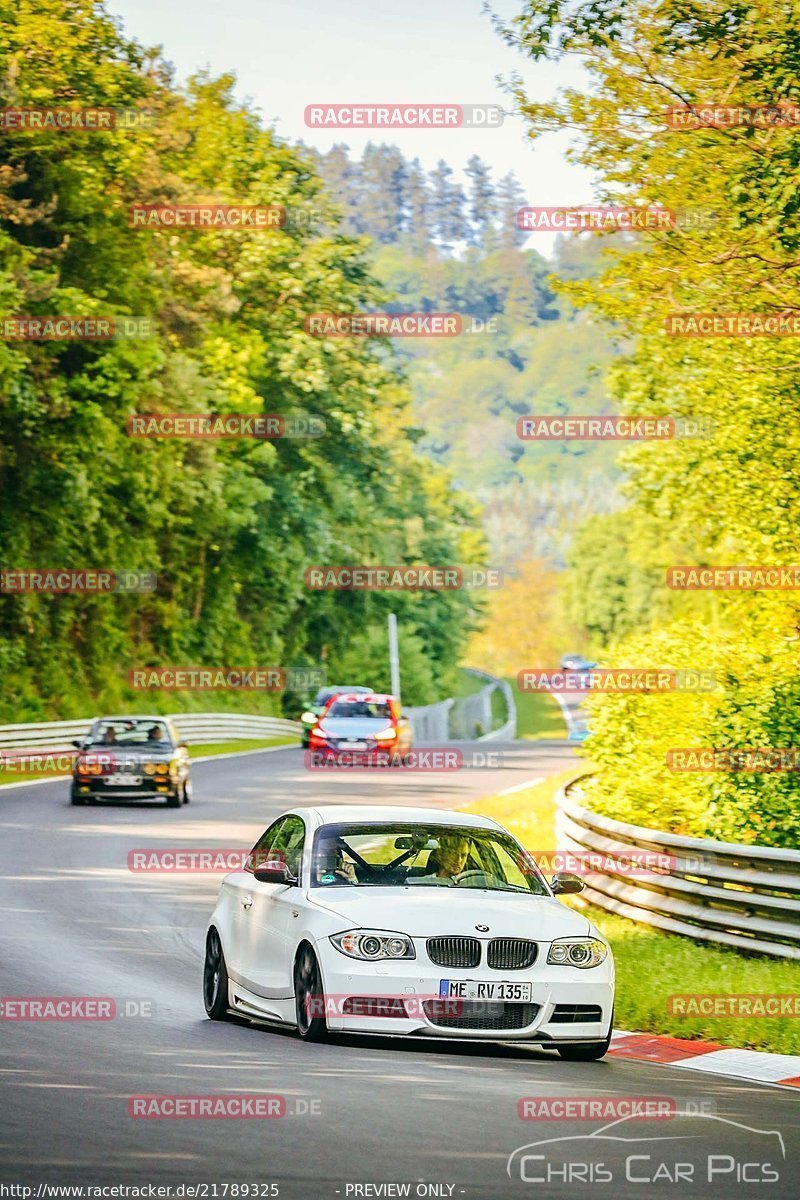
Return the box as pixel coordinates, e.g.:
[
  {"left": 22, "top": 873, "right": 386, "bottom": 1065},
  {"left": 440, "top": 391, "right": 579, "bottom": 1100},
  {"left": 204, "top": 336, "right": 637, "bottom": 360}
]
[
  {"left": 417, "top": 833, "right": 471, "bottom": 885},
  {"left": 316, "top": 844, "right": 358, "bottom": 885},
  {"left": 101, "top": 726, "right": 117, "bottom": 745},
  {"left": 148, "top": 724, "right": 165, "bottom": 743}
]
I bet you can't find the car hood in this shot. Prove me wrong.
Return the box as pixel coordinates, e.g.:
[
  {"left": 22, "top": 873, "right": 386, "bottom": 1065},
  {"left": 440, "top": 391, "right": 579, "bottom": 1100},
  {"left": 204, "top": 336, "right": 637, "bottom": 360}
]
[
  {"left": 317, "top": 718, "right": 393, "bottom": 738},
  {"left": 307, "top": 888, "right": 591, "bottom": 940}
]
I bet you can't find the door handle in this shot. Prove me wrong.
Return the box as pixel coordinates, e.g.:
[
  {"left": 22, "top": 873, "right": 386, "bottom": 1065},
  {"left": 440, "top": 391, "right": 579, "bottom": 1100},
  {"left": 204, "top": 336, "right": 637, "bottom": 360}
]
[{"left": 241, "top": 894, "right": 253, "bottom": 910}]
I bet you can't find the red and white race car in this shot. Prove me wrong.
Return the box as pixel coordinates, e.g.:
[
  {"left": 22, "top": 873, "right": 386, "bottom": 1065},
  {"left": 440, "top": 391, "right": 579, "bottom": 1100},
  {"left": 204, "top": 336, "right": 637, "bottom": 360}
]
[{"left": 308, "top": 692, "right": 412, "bottom": 763}]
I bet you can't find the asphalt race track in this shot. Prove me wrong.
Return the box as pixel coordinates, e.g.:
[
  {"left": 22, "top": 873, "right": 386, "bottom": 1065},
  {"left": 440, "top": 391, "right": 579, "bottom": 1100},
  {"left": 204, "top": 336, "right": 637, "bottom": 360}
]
[{"left": 1, "top": 743, "right": 798, "bottom": 1199}]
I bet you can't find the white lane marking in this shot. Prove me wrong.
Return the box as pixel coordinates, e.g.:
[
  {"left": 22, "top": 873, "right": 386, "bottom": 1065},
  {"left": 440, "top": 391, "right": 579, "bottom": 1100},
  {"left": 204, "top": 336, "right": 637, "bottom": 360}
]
[
  {"left": 496, "top": 776, "right": 543, "bottom": 796},
  {"left": 0, "top": 742, "right": 298, "bottom": 791}
]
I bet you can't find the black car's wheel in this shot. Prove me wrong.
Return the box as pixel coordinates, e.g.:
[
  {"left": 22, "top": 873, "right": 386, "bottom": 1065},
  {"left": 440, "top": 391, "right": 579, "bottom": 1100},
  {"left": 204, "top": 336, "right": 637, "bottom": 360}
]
[
  {"left": 203, "top": 928, "right": 231, "bottom": 1020},
  {"left": 166, "top": 788, "right": 181, "bottom": 807},
  {"left": 294, "top": 944, "right": 328, "bottom": 1041},
  {"left": 182, "top": 779, "right": 191, "bottom": 804},
  {"left": 70, "top": 786, "right": 86, "bottom": 806}
]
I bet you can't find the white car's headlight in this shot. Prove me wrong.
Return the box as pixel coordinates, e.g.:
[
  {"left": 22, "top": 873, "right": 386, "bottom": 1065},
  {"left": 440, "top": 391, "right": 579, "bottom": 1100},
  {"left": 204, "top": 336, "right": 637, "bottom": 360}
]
[
  {"left": 547, "top": 937, "right": 608, "bottom": 968},
  {"left": 330, "top": 930, "right": 415, "bottom": 960}
]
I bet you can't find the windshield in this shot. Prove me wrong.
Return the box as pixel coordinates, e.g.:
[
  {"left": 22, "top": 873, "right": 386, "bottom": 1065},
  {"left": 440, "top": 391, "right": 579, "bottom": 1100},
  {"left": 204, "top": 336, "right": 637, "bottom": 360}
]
[
  {"left": 314, "top": 687, "right": 370, "bottom": 705},
  {"left": 310, "top": 823, "right": 548, "bottom": 893},
  {"left": 326, "top": 700, "right": 391, "bottom": 719},
  {"left": 85, "top": 719, "right": 173, "bottom": 749}
]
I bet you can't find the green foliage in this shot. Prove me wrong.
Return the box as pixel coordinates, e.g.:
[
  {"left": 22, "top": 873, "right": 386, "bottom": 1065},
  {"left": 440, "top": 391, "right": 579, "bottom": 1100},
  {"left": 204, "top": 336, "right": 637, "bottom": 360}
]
[
  {"left": 0, "top": 1, "right": 485, "bottom": 720},
  {"left": 505, "top": 0, "right": 800, "bottom": 845}
]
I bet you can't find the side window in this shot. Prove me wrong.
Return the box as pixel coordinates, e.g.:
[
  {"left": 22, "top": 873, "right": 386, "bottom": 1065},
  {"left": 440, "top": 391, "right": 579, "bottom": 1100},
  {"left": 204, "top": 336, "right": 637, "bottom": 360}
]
[
  {"left": 248, "top": 818, "right": 286, "bottom": 872},
  {"left": 269, "top": 816, "right": 306, "bottom": 882}
]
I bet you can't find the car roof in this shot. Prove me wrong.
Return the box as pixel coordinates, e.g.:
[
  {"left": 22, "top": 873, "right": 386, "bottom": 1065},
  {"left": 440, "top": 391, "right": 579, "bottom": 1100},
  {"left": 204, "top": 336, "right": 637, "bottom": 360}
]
[
  {"left": 294, "top": 805, "right": 503, "bottom": 830},
  {"left": 92, "top": 715, "right": 170, "bottom": 723},
  {"left": 327, "top": 692, "right": 394, "bottom": 703},
  {"left": 319, "top": 685, "right": 372, "bottom": 694}
]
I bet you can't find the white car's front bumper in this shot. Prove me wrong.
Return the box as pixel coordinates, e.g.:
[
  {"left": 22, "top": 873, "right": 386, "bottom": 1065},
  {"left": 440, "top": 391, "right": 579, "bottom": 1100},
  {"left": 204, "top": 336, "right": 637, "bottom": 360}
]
[{"left": 314, "top": 938, "right": 614, "bottom": 1042}]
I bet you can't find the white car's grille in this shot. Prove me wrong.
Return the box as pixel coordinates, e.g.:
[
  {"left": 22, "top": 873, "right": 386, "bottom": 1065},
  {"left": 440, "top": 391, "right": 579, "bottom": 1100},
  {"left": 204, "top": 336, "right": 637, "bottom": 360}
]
[
  {"left": 426, "top": 936, "right": 480, "bottom": 968},
  {"left": 423, "top": 999, "right": 541, "bottom": 1031},
  {"left": 487, "top": 938, "right": 537, "bottom": 970}
]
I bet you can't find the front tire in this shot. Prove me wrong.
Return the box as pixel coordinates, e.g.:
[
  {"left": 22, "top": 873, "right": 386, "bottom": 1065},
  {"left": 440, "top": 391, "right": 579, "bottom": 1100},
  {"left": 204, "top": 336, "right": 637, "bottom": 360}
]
[
  {"left": 70, "top": 786, "right": 86, "bottom": 806},
  {"left": 166, "top": 788, "right": 181, "bottom": 808},
  {"left": 203, "top": 928, "right": 231, "bottom": 1020},
  {"left": 294, "top": 944, "right": 328, "bottom": 1041},
  {"left": 556, "top": 1012, "right": 613, "bottom": 1061}
]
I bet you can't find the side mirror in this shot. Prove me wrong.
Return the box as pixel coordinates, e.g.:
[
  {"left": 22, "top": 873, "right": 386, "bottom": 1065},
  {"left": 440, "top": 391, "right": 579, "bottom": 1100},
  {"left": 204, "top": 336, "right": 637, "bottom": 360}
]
[
  {"left": 253, "top": 859, "right": 296, "bottom": 885},
  {"left": 72, "top": 739, "right": 84, "bottom": 749},
  {"left": 551, "top": 872, "right": 584, "bottom": 895},
  {"left": 178, "top": 742, "right": 188, "bottom": 750}
]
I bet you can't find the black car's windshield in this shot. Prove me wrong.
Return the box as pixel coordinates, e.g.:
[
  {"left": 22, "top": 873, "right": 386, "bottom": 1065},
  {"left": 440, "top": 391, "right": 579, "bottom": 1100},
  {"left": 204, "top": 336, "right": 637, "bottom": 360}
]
[
  {"left": 326, "top": 700, "right": 391, "bottom": 719},
  {"left": 311, "top": 823, "right": 548, "bottom": 893},
  {"left": 85, "top": 719, "right": 173, "bottom": 749}
]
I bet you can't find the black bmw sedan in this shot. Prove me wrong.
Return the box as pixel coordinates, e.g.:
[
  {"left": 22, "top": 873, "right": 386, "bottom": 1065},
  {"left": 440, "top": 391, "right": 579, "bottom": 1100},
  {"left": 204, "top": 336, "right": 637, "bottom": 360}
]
[{"left": 70, "top": 716, "right": 191, "bottom": 807}]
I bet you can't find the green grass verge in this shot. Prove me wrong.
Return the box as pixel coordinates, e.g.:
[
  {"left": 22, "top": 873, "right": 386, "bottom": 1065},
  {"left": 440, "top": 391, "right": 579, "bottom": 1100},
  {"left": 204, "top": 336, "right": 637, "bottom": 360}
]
[
  {"left": 462, "top": 773, "right": 800, "bottom": 1056},
  {"left": 188, "top": 737, "right": 296, "bottom": 757},
  {"left": 0, "top": 736, "right": 297, "bottom": 787},
  {"left": 507, "top": 677, "right": 565, "bottom": 740}
]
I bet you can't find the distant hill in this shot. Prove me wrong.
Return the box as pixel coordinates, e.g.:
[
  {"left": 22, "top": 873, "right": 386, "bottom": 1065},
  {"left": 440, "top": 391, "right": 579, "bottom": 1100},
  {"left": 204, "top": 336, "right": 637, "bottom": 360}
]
[{"left": 313, "top": 144, "right": 622, "bottom": 567}]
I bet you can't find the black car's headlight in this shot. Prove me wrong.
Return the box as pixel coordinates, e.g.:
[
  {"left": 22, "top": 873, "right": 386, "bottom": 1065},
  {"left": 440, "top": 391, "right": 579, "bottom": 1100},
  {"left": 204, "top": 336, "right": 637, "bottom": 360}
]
[
  {"left": 330, "top": 930, "right": 415, "bottom": 960},
  {"left": 547, "top": 937, "right": 608, "bottom": 968}
]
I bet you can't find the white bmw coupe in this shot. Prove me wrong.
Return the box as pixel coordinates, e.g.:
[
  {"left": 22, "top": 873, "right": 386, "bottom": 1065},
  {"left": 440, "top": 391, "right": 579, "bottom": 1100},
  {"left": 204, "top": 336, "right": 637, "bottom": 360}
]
[{"left": 203, "top": 805, "right": 615, "bottom": 1059}]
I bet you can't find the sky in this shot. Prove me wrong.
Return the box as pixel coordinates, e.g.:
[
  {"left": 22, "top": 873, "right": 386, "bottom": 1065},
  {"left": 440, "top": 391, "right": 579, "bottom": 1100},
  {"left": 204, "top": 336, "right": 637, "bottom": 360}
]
[{"left": 109, "top": 0, "right": 595, "bottom": 253}]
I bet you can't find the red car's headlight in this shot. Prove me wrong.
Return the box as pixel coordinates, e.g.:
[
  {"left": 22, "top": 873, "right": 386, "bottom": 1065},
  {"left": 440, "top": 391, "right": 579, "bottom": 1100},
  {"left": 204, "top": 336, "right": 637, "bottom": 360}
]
[{"left": 372, "top": 727, "right": 397, "bottom": 742}]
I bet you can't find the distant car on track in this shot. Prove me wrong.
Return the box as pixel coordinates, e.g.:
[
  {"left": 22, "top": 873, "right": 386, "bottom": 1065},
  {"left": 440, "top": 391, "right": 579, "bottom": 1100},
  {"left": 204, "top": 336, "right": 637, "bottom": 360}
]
[
  {"left": 299, "top": 685, "right": 373, "bottom": 748},
  {"left": 203, "top": 805, "right": 614, "bottom": 1058},
  {"left": 70, "top": 715, "right": 191, "bottom": 807},
  {"left": 560, "top": 654, "right": 598, "bottom": 673},
  {"left": 308, "top": 692, "right": 412, "bottom": 763}
]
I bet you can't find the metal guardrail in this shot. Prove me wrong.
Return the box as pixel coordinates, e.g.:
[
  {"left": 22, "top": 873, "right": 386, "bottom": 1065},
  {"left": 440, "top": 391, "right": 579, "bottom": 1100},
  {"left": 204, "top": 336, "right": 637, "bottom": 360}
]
[
  {"left": 403, "top": 699, "right": 454, "bottom": 743},
  {"left": 0, "top": 713, "right": 300, "bottom": 753},
  {"left": 555, "top": 775, "right": 800, "bottom": 960},
  {"left": 448, "top": 670, "right": 517, "bottom": 741}
]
